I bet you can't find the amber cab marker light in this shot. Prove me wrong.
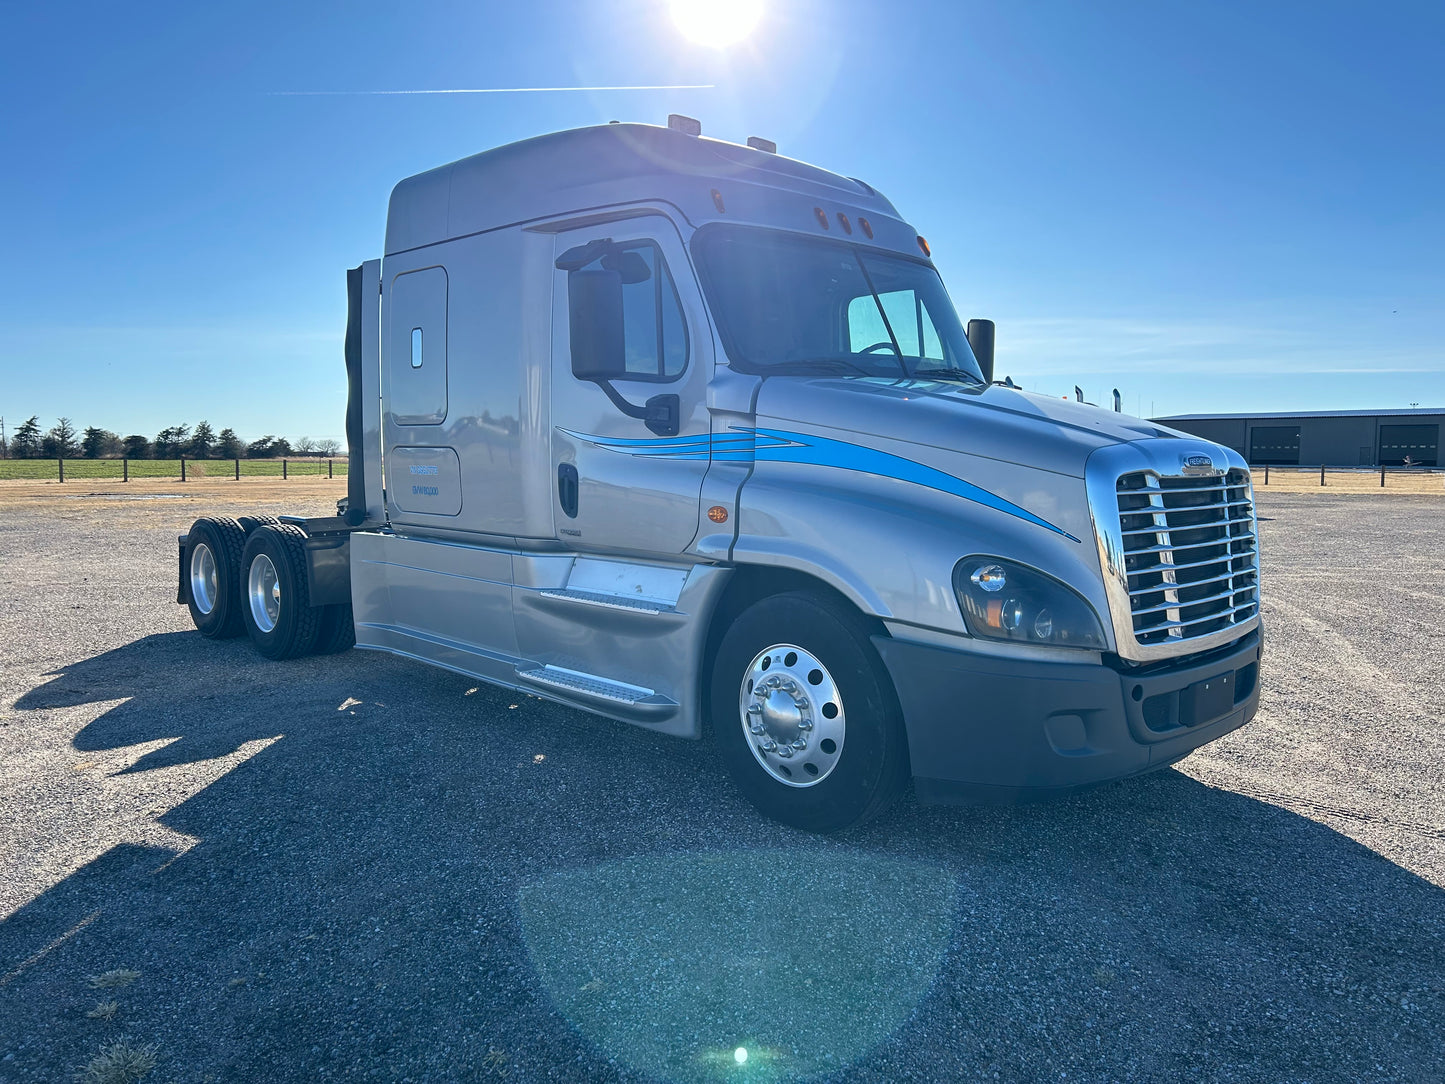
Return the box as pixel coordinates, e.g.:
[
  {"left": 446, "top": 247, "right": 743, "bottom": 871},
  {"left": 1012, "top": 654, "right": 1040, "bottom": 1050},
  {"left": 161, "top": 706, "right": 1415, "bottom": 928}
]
[
  {"left": 814, "top": 206, "right": 830, "bottom": 229},
  {"left": 711, "top": 188, "right": 726, "bottom": 213},
  {"left": 858, "top": 217, "right": 874, "bottom": 239},
  {"left": 836, "top": 212, "right": 852, "bottom": 234},
  {"left": 917, "top": 235, "right": 931, "bottom": 256},
  {"left": 708, "top": 505, "right": 729, "bottom": 523}
]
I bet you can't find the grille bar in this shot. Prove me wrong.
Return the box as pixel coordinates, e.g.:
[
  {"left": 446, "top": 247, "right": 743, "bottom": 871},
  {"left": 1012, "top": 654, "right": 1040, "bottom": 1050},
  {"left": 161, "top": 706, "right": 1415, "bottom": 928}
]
[
  {"left": 1121, "top": 513, "right": 1255, "bottom": 535},
  {"left": 1114, "top": 467, "right": 1260, "bottom": 648},
  {"left": 1128, "top": 553, "right": 1254, "bottom": 576},
  {"left": 1129, "top": 600, "right": 1260, "bottom": 636},
  {"left": 1131, "top": 583, "right": 1255, "bottom": 619}
]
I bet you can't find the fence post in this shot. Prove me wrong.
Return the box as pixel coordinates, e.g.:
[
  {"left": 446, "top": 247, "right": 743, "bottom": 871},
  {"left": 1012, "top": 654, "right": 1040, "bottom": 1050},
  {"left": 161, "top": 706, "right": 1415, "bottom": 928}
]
[
  {"left": 235, "top": 457, "right": 240, "bottom": 480},
  {"left": 283, "top": 458, "right": 288, "bottom": 480},
  {"left": 328, "top": 458, "right": 333, "bottom": 479},
  {"left": 58, "top": 457, "right": 64, "bottom": 482},
  {"left": 1381, "top": 463, "right": 1386, "bottom": 487},
  {"left": 123, "top": 457, "right": 129, "bottom": 482},
  {"left": 1320, "top": 464, "right": 1326, "bottom": 487},
  {"left": 1264, "top": 464, "right": 1269, "bottom": 485},
  {"left": 180, "top": 456, "right": 187, "bottom": 482}
]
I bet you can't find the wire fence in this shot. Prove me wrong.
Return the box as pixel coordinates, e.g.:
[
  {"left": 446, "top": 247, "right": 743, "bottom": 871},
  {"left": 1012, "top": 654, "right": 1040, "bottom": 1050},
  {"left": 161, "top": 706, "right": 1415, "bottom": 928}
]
[
  {"left": 0, "top": 458, "right": 348, "bottom": 482},
  {"left": 1254, "top": 464, "right": 1444, "bottom": 490}
]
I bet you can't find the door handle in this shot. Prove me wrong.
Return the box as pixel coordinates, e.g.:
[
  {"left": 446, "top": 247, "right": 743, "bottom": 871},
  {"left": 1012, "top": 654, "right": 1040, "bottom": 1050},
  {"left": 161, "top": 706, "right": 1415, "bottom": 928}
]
[{"left": 557, "top": 463, "right": 579, "bottom": 518}]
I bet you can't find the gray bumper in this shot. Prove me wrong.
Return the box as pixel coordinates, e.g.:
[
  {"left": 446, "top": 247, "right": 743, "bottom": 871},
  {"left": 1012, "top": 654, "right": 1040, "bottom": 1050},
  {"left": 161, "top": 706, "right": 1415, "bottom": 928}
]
[{"left": 873, "top": 629, "right": 1262, "bottom": 804}]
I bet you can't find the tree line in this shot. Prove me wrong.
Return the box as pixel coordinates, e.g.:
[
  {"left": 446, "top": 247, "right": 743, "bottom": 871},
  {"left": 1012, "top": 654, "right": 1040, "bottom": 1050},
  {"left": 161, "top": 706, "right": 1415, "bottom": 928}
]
[{"left": 0, "top": 417, "right": 342, "bottom": 460}]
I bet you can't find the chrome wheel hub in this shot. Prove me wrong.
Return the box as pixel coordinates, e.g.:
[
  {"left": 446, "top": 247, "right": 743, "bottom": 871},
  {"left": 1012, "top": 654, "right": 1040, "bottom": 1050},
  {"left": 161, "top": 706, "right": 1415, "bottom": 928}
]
[
  {"left": 738, "top": 643, "right": 845, "bottom": 788},
  {"left": 189, "top": 542, "right": 218, "bottom": 615},
  {"left": 247, "top": 553, "right": 281, "bottom": 633}
]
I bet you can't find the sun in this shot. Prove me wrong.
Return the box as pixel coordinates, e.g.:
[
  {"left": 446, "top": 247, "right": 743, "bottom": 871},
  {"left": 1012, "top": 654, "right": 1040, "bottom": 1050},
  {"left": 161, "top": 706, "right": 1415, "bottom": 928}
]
[{"left": 669, "top": 0, "right": 763, "bottom": 47}]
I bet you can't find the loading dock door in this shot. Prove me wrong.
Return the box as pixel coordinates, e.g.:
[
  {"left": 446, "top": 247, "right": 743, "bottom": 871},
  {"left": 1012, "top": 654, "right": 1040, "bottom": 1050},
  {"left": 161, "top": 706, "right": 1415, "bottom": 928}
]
[
  {"left": 1379, "top": 424, "right": 1439, "bottom": 466},
  {"left": 1249, "top": 425, "right": 1300, "bottom": 465}
]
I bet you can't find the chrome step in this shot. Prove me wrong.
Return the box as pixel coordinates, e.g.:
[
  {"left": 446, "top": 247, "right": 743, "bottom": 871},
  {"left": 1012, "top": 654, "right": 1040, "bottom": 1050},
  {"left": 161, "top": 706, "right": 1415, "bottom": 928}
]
[
  {"left": 537, "top": 588, "right": 676, "bottom": 615},
  {"left": 516, "top": 665, "right": 661, "bottom": 705}
]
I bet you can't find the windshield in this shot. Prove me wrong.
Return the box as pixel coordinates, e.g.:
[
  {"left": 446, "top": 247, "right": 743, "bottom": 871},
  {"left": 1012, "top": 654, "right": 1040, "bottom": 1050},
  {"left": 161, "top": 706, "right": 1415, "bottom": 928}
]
[{"left": 693, "top": 225, "right": 984, "bottom": 383}]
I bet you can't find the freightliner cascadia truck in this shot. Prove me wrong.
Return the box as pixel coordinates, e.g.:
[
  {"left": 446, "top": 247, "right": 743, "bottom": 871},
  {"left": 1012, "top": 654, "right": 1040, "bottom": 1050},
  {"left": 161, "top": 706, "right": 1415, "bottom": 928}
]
[{"left": 176, "top": 117, "right": 1263, "bottom": 831}]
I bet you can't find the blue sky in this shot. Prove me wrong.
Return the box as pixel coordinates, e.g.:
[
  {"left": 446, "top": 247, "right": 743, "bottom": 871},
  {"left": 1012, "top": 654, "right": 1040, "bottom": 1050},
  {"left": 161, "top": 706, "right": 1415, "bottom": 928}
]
[{"left": 1, "top": 0, "right": 1441, "bottom": 444}]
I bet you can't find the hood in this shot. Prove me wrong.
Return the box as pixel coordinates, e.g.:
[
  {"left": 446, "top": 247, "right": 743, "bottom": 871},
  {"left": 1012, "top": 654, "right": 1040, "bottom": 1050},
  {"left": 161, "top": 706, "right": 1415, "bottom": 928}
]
[{"left": 753, "top": 377, "right": 1177, "bottom": 478}]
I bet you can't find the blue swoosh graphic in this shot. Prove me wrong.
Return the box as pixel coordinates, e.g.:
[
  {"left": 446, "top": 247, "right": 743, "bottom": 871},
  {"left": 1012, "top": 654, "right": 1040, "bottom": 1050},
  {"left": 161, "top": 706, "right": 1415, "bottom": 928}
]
[{"left": 557, "top": 426, "right": 1079, "bottom": 542}]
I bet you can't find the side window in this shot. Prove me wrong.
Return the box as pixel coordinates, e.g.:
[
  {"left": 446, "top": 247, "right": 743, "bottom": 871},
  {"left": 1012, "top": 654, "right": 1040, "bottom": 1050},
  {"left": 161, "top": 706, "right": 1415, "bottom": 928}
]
[
  {"left": 847, "top": 289, "right": 944, "bottom": 360},
  {"left": 574, "top": 241, "right": 688, "bottom": 381}
]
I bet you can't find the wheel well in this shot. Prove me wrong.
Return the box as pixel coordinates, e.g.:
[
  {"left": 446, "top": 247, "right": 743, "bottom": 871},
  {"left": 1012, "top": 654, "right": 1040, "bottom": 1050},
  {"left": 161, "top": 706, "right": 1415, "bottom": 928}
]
[{"left": 700, "top": 564, "right": 891, "bottom": 730}]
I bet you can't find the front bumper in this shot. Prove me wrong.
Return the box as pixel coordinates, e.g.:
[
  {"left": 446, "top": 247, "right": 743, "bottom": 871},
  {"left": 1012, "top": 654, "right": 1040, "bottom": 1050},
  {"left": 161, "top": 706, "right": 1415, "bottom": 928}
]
[{"left": 873, "top": 629, "right": 1262, "bottom": 804}]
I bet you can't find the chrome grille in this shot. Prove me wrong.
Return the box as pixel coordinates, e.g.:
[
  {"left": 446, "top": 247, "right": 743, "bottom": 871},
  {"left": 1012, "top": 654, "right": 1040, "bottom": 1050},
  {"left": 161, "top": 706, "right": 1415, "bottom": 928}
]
[{"left": 1115, "top": 469, "right": 1259, "bottom": 647}]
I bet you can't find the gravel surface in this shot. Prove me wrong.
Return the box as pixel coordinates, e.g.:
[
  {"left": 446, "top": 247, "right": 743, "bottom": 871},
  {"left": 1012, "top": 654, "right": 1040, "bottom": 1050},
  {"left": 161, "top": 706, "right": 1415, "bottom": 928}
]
[{"left": 1, "top": 485, "right": 1442, "bottom": 1083}]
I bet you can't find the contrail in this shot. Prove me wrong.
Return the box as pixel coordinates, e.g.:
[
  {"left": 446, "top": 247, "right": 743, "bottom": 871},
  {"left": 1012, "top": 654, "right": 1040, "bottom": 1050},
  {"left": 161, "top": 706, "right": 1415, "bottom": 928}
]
[{"left": 270, "top": 85, "right": 714, "bottom": 96}]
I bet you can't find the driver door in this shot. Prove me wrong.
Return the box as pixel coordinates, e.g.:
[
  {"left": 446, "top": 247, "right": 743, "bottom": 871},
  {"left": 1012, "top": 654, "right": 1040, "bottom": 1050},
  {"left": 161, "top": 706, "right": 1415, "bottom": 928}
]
[{"left": 549, "top": 215, "right": 712, "bottom": 555}]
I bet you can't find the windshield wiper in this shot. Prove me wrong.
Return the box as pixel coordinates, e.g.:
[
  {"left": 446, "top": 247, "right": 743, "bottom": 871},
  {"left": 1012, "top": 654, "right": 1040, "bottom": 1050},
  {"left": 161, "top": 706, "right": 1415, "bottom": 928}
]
[{"left": 910, "top": 367, "right": 986, "bottom": 386}]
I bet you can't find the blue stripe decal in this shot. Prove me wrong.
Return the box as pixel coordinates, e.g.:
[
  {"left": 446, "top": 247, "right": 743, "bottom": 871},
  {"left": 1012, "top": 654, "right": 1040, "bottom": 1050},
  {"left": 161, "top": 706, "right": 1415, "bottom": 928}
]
[{"left": 557, "top": 426, "right": 1079, "bottom": 542}]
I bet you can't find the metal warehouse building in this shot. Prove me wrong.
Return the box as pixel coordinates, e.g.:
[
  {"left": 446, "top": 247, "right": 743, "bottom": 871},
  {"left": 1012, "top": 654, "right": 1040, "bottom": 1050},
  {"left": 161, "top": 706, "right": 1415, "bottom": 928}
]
[{"left": 1154, "top": 408, "right": 1443, "bottom": 467}]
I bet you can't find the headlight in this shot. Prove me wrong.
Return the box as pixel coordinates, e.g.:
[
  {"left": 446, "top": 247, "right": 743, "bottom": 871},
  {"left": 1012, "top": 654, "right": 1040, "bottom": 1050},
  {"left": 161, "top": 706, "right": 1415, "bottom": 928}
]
[{"left": 953, "top": 556, "right": 1107, "bottom": 649}]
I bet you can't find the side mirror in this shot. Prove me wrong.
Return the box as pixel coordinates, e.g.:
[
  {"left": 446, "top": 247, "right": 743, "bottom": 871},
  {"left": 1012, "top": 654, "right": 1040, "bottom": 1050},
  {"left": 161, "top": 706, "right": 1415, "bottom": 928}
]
[
  {"left": 967, "top": 319, "right": 995, "bottom": 384},
  {"left": 568, "top": 269, "right": 626, "bottom": 381}
]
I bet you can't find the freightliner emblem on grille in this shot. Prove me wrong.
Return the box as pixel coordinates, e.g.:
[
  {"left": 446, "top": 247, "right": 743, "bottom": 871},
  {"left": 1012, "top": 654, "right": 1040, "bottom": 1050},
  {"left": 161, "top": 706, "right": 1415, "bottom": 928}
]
[{"left": 1181, "top": 453, "right": 1217, "bottom": 475}]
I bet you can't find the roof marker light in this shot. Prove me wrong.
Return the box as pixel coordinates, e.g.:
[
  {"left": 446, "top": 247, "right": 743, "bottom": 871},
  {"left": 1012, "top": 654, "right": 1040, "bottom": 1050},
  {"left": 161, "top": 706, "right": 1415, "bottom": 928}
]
[
  {"left": 836, "top": 212, "right": 852, "bottom": 234},
  {"left": 668, "top": 114, "right": 702, "bottom": 136},
  {"left": 814, "top": 206, "right": 830, "bottom": 229},
  {"left": 746, "top": 136, "right": 777, "bottom": 153},
  {"left": 711, "top": 188, "right": 726, "bottom": 213},
  {"left": 858, "top": 217, "right": 873, "bottom": 239},
  {"left": 917, "top": 235, "right": 931, "bottom": 256}
]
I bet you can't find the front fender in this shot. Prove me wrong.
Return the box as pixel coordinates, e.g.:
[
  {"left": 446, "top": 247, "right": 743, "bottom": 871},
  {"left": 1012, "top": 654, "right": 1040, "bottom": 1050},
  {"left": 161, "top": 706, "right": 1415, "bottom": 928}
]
[{"left": 733, "top": 456, "right": 1110, "bottom": 642}]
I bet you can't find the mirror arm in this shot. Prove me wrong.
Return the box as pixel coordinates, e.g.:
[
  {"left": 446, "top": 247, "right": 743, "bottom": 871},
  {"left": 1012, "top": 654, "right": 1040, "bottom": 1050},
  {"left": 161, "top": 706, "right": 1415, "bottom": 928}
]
[
  {"left": 587, "top": 378, "right": 679, "bottom": 436},
  {"left": 590, "top": 377, "right": 649, "bottom": 420}
]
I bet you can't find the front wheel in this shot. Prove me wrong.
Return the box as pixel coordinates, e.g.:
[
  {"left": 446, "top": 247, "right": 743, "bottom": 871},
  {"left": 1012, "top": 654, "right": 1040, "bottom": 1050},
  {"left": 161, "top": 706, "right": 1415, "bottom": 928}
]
[{"left": 710, "top": 591, "right": 910, "bottom": 832}]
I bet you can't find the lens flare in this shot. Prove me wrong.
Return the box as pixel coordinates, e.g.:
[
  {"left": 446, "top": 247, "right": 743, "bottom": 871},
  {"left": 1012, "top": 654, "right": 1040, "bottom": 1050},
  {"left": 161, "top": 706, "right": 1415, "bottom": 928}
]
[{"left": 670, "top": 0, "right": 764, "bottom": 47}]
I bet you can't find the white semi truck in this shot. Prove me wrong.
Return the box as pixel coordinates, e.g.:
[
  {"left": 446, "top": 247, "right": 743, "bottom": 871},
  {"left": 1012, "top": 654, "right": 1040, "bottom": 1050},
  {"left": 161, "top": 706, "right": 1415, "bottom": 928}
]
[{"left": 177, "top": 117, "right": 1262, "bottom": 831}]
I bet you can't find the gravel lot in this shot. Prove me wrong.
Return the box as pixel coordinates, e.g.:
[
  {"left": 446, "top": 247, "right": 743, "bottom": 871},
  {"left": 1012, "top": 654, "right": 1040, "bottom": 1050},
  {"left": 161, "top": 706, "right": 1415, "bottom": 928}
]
[{"left": 1, "top": 483, "right": 1442, "bottom": 1083}]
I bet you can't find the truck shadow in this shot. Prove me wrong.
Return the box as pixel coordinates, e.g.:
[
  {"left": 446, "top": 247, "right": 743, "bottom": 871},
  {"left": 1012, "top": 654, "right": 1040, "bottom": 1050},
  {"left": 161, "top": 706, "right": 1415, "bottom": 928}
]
[{"left": 2, "top": 633, "right": 1441, "bottom": 1082}]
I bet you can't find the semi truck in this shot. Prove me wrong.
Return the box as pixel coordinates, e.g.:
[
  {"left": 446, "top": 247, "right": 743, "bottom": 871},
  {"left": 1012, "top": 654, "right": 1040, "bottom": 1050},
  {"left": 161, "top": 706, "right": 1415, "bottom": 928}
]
[{"left": 176, "top": 117, "right": 1262, "bottom": 832}]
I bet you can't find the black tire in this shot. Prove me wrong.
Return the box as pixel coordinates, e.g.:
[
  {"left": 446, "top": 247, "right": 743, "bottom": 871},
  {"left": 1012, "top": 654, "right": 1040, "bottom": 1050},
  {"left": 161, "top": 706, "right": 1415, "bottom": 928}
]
[
  {"left": 710, "top": 591, "right": 910, "bottom": 832},
  {"left": 239, "top": 524, "right": 323, "bottom": 660},
  {"left": 237, "top": 514, "right": 282, "bottom": 534},
  {"left": 184, "top": 516, "right": 248, "bottom": 639},
  {"left": 314, "top": 601, "right": 356, "bottom": 655}
]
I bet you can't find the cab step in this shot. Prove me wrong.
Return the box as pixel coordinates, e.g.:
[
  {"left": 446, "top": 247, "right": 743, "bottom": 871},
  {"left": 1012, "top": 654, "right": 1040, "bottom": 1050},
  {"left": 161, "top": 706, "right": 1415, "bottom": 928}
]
[
  {"left": 537, "top": 588, "right": 677, "bottom": 615},
  {"left": 516, "top": 664, "right": 672, "bottom": 707}
]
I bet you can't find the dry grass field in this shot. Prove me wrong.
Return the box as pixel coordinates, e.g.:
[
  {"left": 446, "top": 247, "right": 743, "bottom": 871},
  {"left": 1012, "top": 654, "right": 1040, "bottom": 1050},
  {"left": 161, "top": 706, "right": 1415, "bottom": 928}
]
[{"left": 1253, "top": 468, "right": 1444, "bottom": 494}]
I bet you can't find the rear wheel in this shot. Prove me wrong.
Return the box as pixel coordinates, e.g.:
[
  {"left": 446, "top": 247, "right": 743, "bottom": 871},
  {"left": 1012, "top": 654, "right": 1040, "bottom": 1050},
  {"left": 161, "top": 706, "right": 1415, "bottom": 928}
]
[
  {"left": 237, "top": 514, "right": 282, "bottom": 535},
  {"left": 710, "top": 591, "right": 909, "bottom": 832},
  {"left": 240, "top": 524, "right": 322, "bottom": 659},
  {"left": 185, "top": 517, "right": 247, "bottom": 639}
]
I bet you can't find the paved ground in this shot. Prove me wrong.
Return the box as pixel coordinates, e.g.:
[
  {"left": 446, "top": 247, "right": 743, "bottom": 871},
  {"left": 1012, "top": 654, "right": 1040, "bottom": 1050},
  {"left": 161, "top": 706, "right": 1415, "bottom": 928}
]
[{"left": 0, "top": 484, "right": 1442, "bottom": 1083}]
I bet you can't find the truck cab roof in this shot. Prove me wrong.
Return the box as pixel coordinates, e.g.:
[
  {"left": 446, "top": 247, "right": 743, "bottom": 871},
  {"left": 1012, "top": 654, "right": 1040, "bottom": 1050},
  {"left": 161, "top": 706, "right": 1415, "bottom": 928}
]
[{"left": 385, "top": 122, "right": 917, "bottom": 258}]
